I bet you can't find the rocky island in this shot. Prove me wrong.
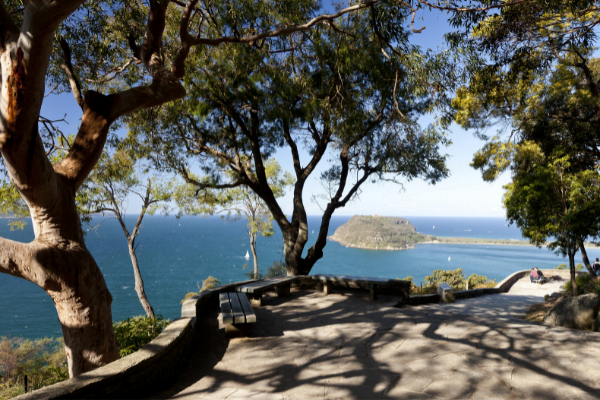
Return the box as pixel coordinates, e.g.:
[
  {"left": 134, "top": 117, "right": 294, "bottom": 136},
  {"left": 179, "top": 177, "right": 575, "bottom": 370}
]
[
  {"left": 329, "top": 215, "right": 429, "bottom": 250},
  {"left": 329, "top": 215, "right": 598, "bottom": 250}
]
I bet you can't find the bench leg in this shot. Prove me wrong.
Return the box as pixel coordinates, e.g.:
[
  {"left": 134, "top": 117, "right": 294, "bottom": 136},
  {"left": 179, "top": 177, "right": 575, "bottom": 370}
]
[
  {"left": 225, "top": 323, "right": 252, "bottom": 338},
  {"left": 248, "top": 294, "right": 262, "bottom": 307},
  {"left": 276, "top": 284, "right": 291, "bottom": 297},
  {"left": 323, "top": 282, "right": 333, "bottom": 295},
  {"left": 370, "top": 285, "right": 378, "bottom": 301}
]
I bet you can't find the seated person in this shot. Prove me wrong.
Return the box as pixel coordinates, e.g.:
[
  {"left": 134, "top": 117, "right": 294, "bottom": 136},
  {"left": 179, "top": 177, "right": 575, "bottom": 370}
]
[
  {"left": 530, "top": 268, "right": 539, "bottom": 283},
  {"left": 535, "top": 267, "right": 545, "bottom": 277}
]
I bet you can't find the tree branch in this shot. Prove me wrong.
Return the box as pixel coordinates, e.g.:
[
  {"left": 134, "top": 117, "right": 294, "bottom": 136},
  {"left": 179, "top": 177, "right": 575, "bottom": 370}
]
[
  {"left": 54, "top": 0, "right": 186, "bottom": 190},
  {"left": 187, "top": 1, "right": 377, "bottom": 47},
  {"left": 59, "top": 38, "right": 84, "bottom": 109},
  {"left": 0, "top": 2, "right": 18, "bottom": 49}
]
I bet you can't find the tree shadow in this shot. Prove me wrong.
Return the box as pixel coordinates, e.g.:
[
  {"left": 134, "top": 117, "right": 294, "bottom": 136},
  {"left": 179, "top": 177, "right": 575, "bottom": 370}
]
[{"left": 148, "top": 289, "right": 600, "bottom": 399}]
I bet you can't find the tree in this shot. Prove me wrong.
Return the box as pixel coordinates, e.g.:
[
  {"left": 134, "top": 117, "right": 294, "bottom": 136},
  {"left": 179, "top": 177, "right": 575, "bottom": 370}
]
[
  {"left": 503, "top": 142, "right": 600, "bottom": 294},
  {"left": 175, "top": 158, "right": 293, "bottom": 279},
  {"left": 0, "top": 0, "right": 406, "bottom": 376},
  {"left": 128, "top": 7, "right": 452, "bottom": 276},
  {"left": 82, "top": 150, "right": 172, "bottom": 318}
]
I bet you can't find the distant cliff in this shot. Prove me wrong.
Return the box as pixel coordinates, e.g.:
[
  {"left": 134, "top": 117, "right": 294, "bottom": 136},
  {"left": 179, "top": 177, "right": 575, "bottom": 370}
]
[{"left": 329, "top": 215, "right": 428, "bottom": 250}]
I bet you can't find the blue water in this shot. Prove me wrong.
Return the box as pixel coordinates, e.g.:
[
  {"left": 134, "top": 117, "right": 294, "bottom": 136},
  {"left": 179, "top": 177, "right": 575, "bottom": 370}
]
[{"left": 1, "top": 215, "right": 596, "bottom": 340}]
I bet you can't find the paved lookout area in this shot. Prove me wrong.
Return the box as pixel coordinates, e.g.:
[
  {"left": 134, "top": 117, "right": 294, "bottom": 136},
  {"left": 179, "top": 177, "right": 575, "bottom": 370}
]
[{"left": 154, "top": 278, "right": 600, "bottom": 400}]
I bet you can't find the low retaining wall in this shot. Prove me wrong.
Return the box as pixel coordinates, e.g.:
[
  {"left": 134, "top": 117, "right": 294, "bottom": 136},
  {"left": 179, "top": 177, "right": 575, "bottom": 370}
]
[
  {"left": 406, "top": 269, "right": 532, "bottom": 306},
  {"left": 17, "top": 279, "right": 258, "bottom": 400},
  {"left": 16, "top": 270, "right": 558, "bottom": 398}
]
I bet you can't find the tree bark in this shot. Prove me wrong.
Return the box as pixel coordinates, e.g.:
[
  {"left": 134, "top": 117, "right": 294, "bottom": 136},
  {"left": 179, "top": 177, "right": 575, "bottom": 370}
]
[
  {"left": 127, "top": 239, "right": 155, "bottom": 318},
  {"left": 249, "top": 232, "right": 259, "bottom": 279},
  {"left": 568, "top": 246, "right": 578, "bottom": 296},
  {"left": 578, "top": 240, "right": 597, "bottom": 278}
]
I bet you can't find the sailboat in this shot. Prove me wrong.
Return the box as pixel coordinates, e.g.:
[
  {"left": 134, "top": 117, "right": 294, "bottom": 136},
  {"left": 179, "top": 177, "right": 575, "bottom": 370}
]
[
  {"left": 448, "top": 257, "right": 451, "bottom": 262},
  {"left": 433, "top": 225, "right": 435, "bottom": 229},
  {"left": 244, "top": 251, "right": 250, "bottom": 259}
]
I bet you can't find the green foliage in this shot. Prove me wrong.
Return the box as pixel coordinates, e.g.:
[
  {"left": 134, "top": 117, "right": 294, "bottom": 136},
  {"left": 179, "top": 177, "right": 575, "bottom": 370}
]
[
  {"left": 181, "top": 277, "right": 221, "bottom": 304},
  {"left": 576, "top": 263, "right": 585, "bottom": 271},
  {"left": 563, "top": 274, "right": 599, "bottom": 296},
  {"left": 112, "top": 316, "right": 170, "bottom": 358},
  {"left": 467, "top": 274, "right": 496, "bottom": 288},
  {"left": 0, "top": 337, "right": 68, "bottom": 399},
  {"left": 265, "top": 261, "right": 287, "bottom": 278},
  {"left": 199, "top": 276, "right": 221, "bottom": 292},
  {"left": 424, "top": 268, "right": 467, "bottom": 291},
  {"left": 555, "top": 264, "right": 568, "bottom": 270}
]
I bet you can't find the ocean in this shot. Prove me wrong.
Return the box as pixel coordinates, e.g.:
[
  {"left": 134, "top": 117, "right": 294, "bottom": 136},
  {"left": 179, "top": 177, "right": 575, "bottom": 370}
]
[{"left": 1, "top": 215, "right": 598, "bottom": 340}]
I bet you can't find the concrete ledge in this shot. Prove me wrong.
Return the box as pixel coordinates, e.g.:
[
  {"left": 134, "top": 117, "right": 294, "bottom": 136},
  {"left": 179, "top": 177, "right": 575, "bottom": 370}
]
[
  {"left": 495, "top": 269, "right": 530, "bottom": 292},
  {"left": 17, "top": 278, "right": 266, "bottom": 400},
  {"left": 16, "top": 317, "right": 195, "bottom": 399}
]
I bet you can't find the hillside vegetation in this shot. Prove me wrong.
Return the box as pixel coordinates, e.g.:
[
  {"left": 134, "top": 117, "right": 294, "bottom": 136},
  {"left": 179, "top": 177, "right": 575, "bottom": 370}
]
[{"left": 329, "top": 215, "right": 429, "bottom": 250}]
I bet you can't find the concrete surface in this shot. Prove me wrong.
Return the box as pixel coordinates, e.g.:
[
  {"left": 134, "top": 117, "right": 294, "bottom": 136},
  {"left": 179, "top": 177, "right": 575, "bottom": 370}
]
[{"left": 153, "top": 277, "right": 600, "bottom": 400}]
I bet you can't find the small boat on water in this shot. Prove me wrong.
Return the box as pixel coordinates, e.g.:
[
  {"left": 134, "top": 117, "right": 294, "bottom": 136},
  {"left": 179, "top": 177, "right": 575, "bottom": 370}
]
[
  {"left": 448, "top": 257, "right": 451, "bottom": 262},
  {"left": 244, "top": 251, "right": 250, "bottom": 259},
  {"left": 433, "top": 225, "right": 435, "bottom": 229}
]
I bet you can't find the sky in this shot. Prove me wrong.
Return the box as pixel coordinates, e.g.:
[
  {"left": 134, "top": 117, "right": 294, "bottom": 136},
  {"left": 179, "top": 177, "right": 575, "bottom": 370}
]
[{"left": 39, "top": 6, "right": 512, "bottom": 218}]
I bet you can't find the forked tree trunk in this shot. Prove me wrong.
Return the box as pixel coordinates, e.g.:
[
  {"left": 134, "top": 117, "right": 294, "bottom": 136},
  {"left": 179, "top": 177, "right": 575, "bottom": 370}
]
[{"left": 127, "top": 240, "right": 155, "bottom": 318}]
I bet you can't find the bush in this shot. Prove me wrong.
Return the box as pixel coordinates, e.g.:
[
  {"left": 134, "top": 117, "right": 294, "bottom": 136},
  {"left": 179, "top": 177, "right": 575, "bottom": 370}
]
[
  {"left": 555, "top": 264, "right": 567, "bottom": 270},
  {"left": 265, "top": 260, "right": 287, "bottom": 278},
  {"left": 467, "top": 274, "right": 497, "bottom": 289},
  {"left": 555, "top": 263, "right": 584, "bottom": 271},
  {"left": 0, "top": 337, "right": 68, "bottom": 399},
  {"left": 563, "top": 274, "right": 600, "bottom": 296},
  {"left": 181, "top": 276, "right": 221, "bottom": 304},
  {"left": 576, "top": 263, "right": 585, "bottom": 271},
  {"left": 424, "top": 268, "right": 466, "bottom": 290},
  {"left": 113, "top": 315, "right": 170, "bottom": 358}
]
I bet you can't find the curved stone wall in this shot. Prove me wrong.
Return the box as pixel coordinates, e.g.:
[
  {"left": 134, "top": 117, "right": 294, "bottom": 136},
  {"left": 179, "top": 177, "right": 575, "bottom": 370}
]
[
  {"left": 14, "top": 270, "right": 550, "bottom": 398},
  {"left": 16, "top": 279, "right": 256, "bottom": 400}
]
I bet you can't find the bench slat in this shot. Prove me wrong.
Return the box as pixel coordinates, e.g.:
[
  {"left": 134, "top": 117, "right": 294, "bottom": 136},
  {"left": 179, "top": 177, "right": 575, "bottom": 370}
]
[
  {"left": 219, "top": 293, "right": 234, "bottom": 325},
  {"left": 237, "top": 293, "right": 256, "bottom": 323},
  {"left": 229, "top": 292, "right": 246, "bottom": 324},
  {"left": 311, "top": 274, "right": 390, "bottom": 285}
]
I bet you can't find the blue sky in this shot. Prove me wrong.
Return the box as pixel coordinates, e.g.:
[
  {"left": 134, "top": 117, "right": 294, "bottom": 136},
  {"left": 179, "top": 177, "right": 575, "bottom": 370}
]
[{"left": 40, "top": 6, "right": 511, "bottom": 218}]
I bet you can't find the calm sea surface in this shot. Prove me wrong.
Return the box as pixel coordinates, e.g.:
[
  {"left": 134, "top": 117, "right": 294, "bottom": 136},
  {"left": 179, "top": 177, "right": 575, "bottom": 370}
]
[{"left": 2, "top": 215, "right": 598, "bottom": 340}]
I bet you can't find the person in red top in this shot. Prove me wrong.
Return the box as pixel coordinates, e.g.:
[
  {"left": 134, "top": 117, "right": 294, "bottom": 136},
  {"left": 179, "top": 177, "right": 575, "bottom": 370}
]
[{"left": 530, "top": 268, "right": 539, "bottom": 283}]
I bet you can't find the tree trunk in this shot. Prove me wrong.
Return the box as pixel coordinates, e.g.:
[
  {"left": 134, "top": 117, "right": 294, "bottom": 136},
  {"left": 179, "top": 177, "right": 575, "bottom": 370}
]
[
  {"left": 568, "top": 246, "right": 578, "bottom": 296},
  {"left": 578, "top": 240, "right": 597, "bottom": 278},
  {"left": 127, "top": 240, "right": 155, "bottom": 318},
  {"left": 250, "top": 233, "right": 258, "bottom": 279},
  {"left": 0, "top": 180, "right": 120, "bottom": 377}
]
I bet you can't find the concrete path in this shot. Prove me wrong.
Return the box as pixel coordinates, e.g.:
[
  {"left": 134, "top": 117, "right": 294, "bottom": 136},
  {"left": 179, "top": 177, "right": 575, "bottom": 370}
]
[{"left": 156, "top": 278, "right": 600, "bottom": 399}]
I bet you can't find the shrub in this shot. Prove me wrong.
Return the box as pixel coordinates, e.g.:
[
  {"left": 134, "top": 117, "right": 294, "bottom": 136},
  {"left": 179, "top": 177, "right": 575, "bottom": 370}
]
[
  {"left": 424, "top": 268, "right": 466, "bottom": 290},
  {"left": 113, "top": 315, "right": 170, "bottom": 358},
  {"left": 555, "top": 264, "right": 567, "bottom": 270},
  {"left": 576, "top": 263, "right": 585, "bottom": 271},
  {"left": 181, "top": 276, "right": 222, "bottom": 304},
  {"left": 563, "top": 274, "right": 600, "bottom": 296},
  {"left": 0, "top": 337, "right": 67, "bottom": 399},
  {"left": 467, "top": 274, "right": 497, "bottom": 289},
  {"left": 265, "top": 260, "right": 287, "bottom": 278},
  {"left": 200, "top": 276, "right": 221, "bottom": 292}
]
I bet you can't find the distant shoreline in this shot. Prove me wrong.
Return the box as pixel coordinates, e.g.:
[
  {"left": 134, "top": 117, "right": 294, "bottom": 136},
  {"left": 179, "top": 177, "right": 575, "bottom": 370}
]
[{"left": 329, "top": 235, "right": 600, "bottom": 249}]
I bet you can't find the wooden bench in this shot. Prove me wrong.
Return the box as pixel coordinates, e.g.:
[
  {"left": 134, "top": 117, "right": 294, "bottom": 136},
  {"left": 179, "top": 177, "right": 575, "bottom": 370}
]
[
  {"left": 236, "top": 276, "right": 300, "bottom": 306},
  {"left": 220, "top": 292, "right": 256, "bottom": 337},
  {"left": 311, "top": 274, "right": 410, "bottom": 300}
]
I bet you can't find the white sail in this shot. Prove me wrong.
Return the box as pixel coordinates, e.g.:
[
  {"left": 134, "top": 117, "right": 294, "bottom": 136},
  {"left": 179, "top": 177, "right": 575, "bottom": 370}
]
[
  {"left": 448, "top": 257, "right": 451, "bottom": 262},
  {"left": 244, "top": 251, "right": 250, "bottom": 259}
]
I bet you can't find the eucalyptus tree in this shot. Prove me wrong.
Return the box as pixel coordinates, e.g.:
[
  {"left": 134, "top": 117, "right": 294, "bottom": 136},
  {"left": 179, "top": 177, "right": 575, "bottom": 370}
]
[
  {"left": 129, "top": 8, "right": 452, "bottom": 276},
  {"left": 82, "top": 150, "right": 173, "bottom": 318},
  {"left": 174, "top": 158, "right": 294, "bottom": 279},
  {"left": 504, "top": 143, "right": 600, "bottom": 294},
  {"left": 0, "top": 0, "right": 412, "bottom": 376}
]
